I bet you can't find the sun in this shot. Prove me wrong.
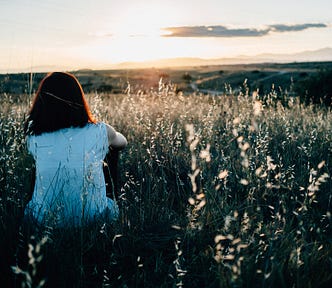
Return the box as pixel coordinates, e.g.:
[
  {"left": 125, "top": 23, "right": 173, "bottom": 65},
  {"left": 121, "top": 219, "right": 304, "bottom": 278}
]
[
  {"left": 110, "top": 2, "right": 171, "bottom": 39},
  {"left": 84, "top": 12, "right": 175, "bottom": 63},
  {"left": 79, "top": 2, "right": 216, "bottom": 66}
]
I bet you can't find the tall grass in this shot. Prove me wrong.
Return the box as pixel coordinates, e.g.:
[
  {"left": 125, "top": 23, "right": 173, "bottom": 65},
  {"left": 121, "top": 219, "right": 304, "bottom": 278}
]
[{"left": 0, "top": 79, "right": 331, "bottom": 287}]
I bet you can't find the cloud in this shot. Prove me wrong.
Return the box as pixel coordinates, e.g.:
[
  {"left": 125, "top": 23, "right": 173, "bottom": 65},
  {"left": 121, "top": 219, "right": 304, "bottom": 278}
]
[
  {"left": 162, "top": 23, "right": 327, "bottom": 38},
  {"left": 162, "top": 25, "right": 269, "bottom": 37},
  {"left": 270, "top": 23, "right": 327, "bottom": 32}
]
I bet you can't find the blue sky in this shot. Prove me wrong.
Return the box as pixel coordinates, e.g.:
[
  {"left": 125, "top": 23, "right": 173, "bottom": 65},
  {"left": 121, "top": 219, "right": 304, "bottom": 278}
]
[{"left": 0, "top": 0, "right": 331, "bottom": 72}]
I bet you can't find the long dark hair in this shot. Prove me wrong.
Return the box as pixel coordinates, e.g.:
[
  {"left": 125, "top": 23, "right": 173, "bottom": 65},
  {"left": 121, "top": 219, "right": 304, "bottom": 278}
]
[{"left": 25, "top": 72, "right": 96, "bottom": 135}]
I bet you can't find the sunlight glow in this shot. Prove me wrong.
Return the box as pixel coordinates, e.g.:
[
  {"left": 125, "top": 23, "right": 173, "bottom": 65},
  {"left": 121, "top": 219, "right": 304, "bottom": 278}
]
[
  {"left": 109, "top": 4, "right": 171, "bottom": 39},
  {"left": 0, "top": 0, "right": 331, "bottom": 72}
]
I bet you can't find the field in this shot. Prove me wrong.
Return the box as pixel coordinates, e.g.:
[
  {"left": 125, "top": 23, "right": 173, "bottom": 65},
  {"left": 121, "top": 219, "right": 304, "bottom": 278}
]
[
  {"left": 2, "top": 61, "right": 332, "bottom": 96},
  {"left": 0, "top": 65, "right": 332, "bottom": 287}
]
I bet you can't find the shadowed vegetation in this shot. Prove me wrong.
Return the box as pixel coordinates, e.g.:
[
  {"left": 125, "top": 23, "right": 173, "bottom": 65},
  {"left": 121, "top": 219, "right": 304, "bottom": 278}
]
[{"left": 0, "top": 76, "right": 331, "bottom": 287}]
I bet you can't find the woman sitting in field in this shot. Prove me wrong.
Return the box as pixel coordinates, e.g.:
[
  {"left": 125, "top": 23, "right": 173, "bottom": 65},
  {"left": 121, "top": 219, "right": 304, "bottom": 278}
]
[{"left": 24, "top": 72, "right": 127, "bottom": 227}]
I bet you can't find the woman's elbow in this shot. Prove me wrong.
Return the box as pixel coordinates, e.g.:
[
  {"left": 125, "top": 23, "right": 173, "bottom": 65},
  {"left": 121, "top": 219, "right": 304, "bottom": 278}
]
[{"left": 110, "top": 132, "right": 127, "bottom": 150}]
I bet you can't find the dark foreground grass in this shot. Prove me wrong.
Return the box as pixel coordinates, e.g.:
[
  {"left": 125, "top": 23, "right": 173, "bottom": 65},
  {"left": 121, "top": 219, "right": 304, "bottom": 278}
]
[{"left": 0, "top": 83, "right": 331, "bottom": 287}]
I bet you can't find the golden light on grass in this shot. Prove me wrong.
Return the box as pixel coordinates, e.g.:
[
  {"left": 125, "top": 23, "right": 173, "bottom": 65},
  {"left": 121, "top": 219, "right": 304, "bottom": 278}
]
[{"left": 218, "top": 170, "right": 228, "bottom": 179}]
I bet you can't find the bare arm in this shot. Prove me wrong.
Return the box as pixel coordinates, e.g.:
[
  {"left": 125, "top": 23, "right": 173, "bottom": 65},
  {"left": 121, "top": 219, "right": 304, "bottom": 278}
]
[{"left": 105, "top": 123, "right": 127, "bottom": 150}]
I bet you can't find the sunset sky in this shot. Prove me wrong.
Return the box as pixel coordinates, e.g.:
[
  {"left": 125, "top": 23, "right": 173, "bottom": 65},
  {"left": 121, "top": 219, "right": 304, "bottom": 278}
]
[{"left": 0, "top": 0, "right": 331, "bottom": 72}]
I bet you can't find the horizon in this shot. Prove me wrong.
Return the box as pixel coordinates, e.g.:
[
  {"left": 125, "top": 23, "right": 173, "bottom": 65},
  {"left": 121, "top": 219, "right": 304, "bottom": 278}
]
[
  {"left": 2, "top": 47, "right": 332, "bottom": 74},
  {"left": 1, "top": 0, "right": 332, "bottom": 73}
]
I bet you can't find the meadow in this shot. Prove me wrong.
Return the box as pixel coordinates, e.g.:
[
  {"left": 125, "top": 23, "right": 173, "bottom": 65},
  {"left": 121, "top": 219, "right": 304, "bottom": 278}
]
[{"left": 0, "top": 76, "right": 331, "bottom": 287}]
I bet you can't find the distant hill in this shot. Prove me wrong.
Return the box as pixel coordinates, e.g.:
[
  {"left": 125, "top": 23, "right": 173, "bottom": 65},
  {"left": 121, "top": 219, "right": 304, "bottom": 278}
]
[
  {"left": 113, "top": 47, "right": 332, "bottom": 69},
  {"left": 2, "top": 61, "right": 332, "bottom": 96},
  {"left": 1, "top": 47, "right": 332, "bottom": 74}
]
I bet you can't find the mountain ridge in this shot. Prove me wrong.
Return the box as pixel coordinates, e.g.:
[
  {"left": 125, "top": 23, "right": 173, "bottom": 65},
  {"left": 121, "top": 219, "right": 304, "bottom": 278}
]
[
  {"left": 113, "top": 47, "right": 332, "bottom": 69},
  {"left": 2, "top": 47, "right": 332, "bottom": 73}
]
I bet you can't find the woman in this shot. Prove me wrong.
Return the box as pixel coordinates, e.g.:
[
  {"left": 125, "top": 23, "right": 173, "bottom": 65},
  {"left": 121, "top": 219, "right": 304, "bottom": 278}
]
[{"left": 24, "top": 72, "right": 127, "bottom": 227}]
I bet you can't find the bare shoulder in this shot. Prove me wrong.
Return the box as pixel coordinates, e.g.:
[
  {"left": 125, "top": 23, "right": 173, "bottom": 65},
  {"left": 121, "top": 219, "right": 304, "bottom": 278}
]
[{"left": 104, "top": 123, "right": 116, "bottom": 138}]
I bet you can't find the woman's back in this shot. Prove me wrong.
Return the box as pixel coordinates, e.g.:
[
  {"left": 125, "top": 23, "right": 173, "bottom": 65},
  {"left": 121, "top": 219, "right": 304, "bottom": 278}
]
[{"left": 25, "top": 122, "right": 118, "bottom": 227}]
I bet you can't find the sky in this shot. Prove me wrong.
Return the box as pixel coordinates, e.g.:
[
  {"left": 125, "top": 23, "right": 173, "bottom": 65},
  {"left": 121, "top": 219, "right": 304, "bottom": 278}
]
[{"left": 0, "top": 0, "right": 332, "bottom": 72}]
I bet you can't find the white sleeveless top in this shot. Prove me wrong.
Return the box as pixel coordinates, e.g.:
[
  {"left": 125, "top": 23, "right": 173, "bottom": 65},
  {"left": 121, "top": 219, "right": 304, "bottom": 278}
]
[{"left": 24, "top": 122, "right": 119, "bottom": 227}]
